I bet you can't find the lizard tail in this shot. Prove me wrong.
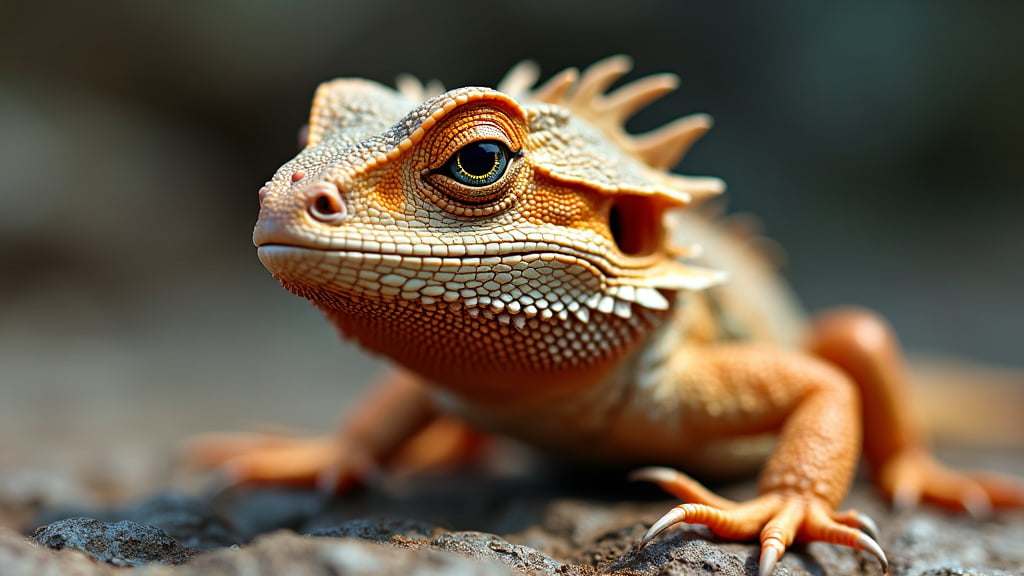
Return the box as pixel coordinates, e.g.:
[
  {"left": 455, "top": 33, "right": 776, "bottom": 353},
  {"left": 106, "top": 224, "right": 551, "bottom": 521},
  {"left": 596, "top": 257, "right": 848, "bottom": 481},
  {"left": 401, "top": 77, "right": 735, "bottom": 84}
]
[{"left": 909, "top": 356, "right": 1024, "bottom": 447}]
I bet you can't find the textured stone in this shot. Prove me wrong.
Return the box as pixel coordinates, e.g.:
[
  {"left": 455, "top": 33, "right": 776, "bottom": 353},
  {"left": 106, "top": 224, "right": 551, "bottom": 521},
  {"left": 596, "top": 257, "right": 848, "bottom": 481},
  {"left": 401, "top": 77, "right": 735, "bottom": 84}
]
[
  {"left": 306, "top": 516, "right": 437, "bottom": 542},
  {"left": 36, "top": 492, "right": 238, "bottom": 551},
  {"left": 430, "top": 531, "right": 564, "bottom": 576},
  {"left": 7, "top": 473, "right": 1024, "bottom": 576},
  {"left": 30, "top": 517, "right": 198, "bottom": 566}
]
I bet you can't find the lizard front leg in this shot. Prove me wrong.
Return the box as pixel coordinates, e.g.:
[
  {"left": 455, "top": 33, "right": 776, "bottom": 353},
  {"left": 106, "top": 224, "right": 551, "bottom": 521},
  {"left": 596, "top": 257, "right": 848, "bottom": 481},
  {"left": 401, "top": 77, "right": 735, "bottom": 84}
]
[
  {"left": 185, "top": 370, "right": 484, "bottom": 490},
  {"left": 633, "top": 345, "right": 887, "bottom": 575}
]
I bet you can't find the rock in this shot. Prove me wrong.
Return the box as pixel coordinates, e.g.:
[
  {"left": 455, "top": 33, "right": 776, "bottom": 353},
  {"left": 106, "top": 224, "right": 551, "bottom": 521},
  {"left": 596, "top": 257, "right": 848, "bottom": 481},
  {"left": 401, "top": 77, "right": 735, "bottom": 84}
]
[
  {"left": 2, "top": 527, "right": 519, "bottom": 576},
  {"left": 0, "top": 526, "right": 109, "bottom": 576},
  {"left": 888, "top": 509, "right": 1024, "bottom": 575},
  {"left": 306, "top": 516, "right": 437, "bottom": 541},
  {"left": 160, "top": 530, "right": 524, "bottom": 576},
  {"left": 430, "top": 531, "right": 565, "bottom": 576},
  {"left": 7, "top": 451, "right": 1024, "bottom": 575},
  {"left": 30, "top": 517, "right": 199, "bottom": 566},
  {"left": 36, "top": 492, "right": 238, "bottom": 551}
]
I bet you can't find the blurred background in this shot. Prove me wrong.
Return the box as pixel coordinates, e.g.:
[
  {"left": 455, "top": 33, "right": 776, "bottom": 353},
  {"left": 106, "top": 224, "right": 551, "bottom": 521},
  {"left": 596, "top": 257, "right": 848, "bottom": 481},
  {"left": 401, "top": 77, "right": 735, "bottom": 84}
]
[{"left": 1, "top": 1, "right": 1022, "bottom": 501}]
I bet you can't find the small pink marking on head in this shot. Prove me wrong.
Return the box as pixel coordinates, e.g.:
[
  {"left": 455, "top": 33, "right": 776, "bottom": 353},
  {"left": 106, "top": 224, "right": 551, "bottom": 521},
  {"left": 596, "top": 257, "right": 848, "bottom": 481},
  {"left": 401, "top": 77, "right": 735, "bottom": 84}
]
[{"left": 291, "top": 171, "right": 306, "bottom": 183}]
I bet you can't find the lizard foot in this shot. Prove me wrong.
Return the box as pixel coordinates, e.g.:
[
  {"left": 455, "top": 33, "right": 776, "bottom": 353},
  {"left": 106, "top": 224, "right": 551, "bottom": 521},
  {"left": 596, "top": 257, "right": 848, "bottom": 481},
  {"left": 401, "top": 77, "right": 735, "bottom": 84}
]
[
  {"left": 879, "top": 449, "right": 1024, "bottom": 516},
  {"left": 185, "top": 417, "right": 485, "bottom": 492},
  {"left": 632, "top": 467, "right": 887, "bottom": 576},
  {"left": 183, "top": 431, "right": 371, "bottom": 492}
]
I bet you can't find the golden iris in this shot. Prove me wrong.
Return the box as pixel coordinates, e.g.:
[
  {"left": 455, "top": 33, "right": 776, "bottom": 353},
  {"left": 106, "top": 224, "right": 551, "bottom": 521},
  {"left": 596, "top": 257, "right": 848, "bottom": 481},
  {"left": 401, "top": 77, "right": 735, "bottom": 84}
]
[{"left": 446, "top": 140, "right": 509, "bottom": 186}]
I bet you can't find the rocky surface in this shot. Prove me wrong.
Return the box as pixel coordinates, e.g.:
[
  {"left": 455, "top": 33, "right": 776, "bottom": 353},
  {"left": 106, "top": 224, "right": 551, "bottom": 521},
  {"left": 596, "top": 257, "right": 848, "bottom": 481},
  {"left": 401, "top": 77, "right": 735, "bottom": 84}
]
[
  {"left": 30, "top": 517, "right": 199, "bottom": 567},
  {"left": 2, "top": 455, "right": 1024, "bottom": 576}
]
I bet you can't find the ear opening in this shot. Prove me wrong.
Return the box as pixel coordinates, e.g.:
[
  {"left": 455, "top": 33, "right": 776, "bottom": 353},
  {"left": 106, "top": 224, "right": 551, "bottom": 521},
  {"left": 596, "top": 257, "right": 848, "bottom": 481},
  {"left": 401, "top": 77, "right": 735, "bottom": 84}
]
[{"left": 608, "top": 195, "right": 664, "bottom": 257}]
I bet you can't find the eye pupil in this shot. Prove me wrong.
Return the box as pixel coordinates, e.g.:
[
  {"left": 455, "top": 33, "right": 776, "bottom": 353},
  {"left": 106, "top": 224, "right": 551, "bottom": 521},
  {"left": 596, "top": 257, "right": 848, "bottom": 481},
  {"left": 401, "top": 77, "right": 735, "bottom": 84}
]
[
  {"left": 459, "top": 142, "right": 500, "bottom": 177},
  {"left": 448, "top": 141, "right": 509, "bottom": 186}
]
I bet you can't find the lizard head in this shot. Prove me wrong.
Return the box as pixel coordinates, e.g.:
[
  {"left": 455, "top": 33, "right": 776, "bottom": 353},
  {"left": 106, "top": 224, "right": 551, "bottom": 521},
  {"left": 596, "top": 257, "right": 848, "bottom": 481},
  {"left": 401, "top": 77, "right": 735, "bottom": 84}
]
[{"left": 254, "top": 56, "right": 726, "bottom": 398}]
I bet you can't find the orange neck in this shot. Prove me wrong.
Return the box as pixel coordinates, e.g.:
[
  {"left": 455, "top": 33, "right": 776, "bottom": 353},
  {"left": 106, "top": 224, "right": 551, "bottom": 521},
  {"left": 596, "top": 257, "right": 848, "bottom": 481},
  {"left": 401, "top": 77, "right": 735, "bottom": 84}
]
[{"left": 319, "top": 297, "right": 670, "bottom": 405}]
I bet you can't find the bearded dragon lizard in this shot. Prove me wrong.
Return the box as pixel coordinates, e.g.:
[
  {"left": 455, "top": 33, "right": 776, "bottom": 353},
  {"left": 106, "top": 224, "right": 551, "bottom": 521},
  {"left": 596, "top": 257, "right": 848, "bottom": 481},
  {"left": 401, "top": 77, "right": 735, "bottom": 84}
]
[{"left": 191, "top": 56, "right": 1024, "bottom": 575}]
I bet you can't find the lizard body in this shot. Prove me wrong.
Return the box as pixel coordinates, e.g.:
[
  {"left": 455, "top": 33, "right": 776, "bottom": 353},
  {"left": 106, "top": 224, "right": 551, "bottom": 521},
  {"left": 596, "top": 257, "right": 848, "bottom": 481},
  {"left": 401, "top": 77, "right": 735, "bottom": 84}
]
[{"left": 196, "top": 57, "right": 1024, "bottom": 575}]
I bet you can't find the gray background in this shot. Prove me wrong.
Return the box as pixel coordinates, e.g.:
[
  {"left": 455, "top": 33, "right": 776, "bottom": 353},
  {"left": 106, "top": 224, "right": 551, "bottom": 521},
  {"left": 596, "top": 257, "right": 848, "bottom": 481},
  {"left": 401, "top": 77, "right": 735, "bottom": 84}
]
[{"left": 1, "top": 1, "right": 1021, "bottom": 481}]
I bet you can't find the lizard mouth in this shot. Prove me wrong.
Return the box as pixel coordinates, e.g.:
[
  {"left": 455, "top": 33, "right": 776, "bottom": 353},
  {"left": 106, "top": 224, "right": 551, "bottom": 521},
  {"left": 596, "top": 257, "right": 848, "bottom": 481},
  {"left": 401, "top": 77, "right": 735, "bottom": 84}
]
[
  {"left": 255, "top": 241, "right": 691, "bottom": 324},
  {"left": 255, "top": 238, "right": 661, "bottom": 283},
  {"left": 256, "top": 237, "right": 722, "bottom": 317}
]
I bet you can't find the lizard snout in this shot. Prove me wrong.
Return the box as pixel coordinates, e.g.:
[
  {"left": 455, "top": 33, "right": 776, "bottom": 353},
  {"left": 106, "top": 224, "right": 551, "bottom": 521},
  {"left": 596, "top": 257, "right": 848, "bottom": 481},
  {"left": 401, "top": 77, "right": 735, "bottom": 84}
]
[{"left": 253, "top": 173, "right": 349, "bottom": 249}]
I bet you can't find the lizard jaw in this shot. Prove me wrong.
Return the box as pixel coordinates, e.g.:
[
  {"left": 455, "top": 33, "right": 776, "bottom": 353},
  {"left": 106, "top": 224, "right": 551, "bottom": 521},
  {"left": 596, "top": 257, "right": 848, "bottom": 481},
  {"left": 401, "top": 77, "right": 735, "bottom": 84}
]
[{"left": 255, "top": 243, "right": 679, "bottom": 325}]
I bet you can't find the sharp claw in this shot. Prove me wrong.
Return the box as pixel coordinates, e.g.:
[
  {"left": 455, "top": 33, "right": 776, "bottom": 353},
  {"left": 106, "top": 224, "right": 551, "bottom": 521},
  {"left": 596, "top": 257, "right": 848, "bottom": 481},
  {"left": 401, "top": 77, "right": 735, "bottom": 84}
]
[
  {"left": 639, "top": 506, "right": 687, "bottom": 548},
  {"left": 758, "top": 545, "right": 780, "bottom": 576},
  {"left": 316, "top": 464, "right": 342, "bottom": 495},
  {"left": 855, "top": 532, "right": 889, "bottom": 574},
  {"left": 962, "top": 485, "right": 994, "bottom": 520},
  {"left": 855, "top": 512, "right": 880, "bottom": 541},
  {"left": 220, "top": 459, "right": 248, "bottom": 487},
  {"left": 891, "top": 482, "right": 920, "bottom": 513},
  {"left": 629, "top": 466, "right": 678, "bottom": 483}
]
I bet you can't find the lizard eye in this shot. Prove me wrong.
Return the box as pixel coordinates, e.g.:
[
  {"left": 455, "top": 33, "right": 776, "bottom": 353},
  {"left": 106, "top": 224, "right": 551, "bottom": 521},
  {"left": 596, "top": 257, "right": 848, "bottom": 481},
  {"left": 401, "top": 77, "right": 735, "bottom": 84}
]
[
  {"left": 445, "top": 140, "right": 511, "bottom": 187},
  {"left": 421, "top": 122, "right": 524, "bottom": 216}
]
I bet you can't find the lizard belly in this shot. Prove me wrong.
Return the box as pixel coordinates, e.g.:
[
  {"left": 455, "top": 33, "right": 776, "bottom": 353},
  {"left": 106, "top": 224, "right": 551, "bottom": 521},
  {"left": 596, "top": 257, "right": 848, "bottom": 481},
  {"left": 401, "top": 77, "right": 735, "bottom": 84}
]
[{"left": 431, "top": 376, "right": 776, "bottom": 480}]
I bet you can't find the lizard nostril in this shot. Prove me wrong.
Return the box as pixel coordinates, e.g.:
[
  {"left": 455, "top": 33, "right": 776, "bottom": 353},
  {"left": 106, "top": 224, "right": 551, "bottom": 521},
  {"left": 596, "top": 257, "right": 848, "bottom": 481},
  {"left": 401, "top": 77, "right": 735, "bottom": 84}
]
[{"left": 307, "top": 181, "right": 347, "bottom": 224}]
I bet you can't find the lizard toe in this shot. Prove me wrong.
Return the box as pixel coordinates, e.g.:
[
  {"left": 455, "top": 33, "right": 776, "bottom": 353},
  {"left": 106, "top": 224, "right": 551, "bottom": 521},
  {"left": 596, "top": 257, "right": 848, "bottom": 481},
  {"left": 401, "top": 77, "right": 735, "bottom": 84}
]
[
  {"left": 830, "top": 509, "right": 881, "bottom": 541},
  {"left": 184, "top": 431, "right": 368, "bottom": 490},
  {"left": 631, "top": 466, "right": 738, "bottom": 510},
  {"left": 636, "top": 469, "right": 888, "bottom": 574},
  {"left": 880, "top": 450, "right": 1024, "bottom": 515}
]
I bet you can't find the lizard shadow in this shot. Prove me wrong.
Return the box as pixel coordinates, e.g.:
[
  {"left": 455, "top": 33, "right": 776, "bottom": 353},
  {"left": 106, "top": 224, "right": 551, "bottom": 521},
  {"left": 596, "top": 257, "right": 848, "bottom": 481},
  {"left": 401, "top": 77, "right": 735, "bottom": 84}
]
[{"left": 208, "top": 455, "right": 718, "bottom": 539}]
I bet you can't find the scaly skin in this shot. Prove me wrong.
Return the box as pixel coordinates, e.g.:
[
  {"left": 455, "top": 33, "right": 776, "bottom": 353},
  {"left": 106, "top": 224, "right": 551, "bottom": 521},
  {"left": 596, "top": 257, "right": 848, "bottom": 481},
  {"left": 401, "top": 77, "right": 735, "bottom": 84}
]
[{"left": 190, "top": 56, "right": 1024, "bottom": 574}]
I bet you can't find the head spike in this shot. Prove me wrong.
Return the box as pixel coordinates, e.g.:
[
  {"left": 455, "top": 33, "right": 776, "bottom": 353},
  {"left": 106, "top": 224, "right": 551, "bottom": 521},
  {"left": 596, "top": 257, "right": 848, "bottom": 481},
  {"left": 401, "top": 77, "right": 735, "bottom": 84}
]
[
  {"left": 497, "top": 56, "right": 724, "bottom": 208},
  {"left": 532, "top": 67, "right": 579, "bottom": 103},
  {"left": 423, "top": 79, "right": 445, "bottom": 99},
  {"left": 394, "top": 74, "right": 445, "bottom": 102},
  {"left": 659, "top": 174, "right": 726, "bottom": 203},
  {"left": 394, "top": 73, "right": 425, "bottom": 102},
  {"left": 629, "top": 113, "right": 713, "bottom": 170},
  {"left": 568, "top": 55, "right": 634, "bottom": 109},
  {"left": 497, "top": 60, "right": 541, "bottom": 98},
  {"left": 601, "top": 73, "right": 680, "bottom": 125}
]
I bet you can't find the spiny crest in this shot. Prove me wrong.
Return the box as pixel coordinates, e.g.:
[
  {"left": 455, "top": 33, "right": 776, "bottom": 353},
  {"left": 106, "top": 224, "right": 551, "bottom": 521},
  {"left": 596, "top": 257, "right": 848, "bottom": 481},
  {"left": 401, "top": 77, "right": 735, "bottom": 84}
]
[
  {"left": 389, "top": 57, "right": 722, "bottom": 204},
  {"left": 394, "top": 73, "right": 446, "bottom": 103},
  {"left": 497, "top": 55, "right": 724, "bottom": 203}
]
